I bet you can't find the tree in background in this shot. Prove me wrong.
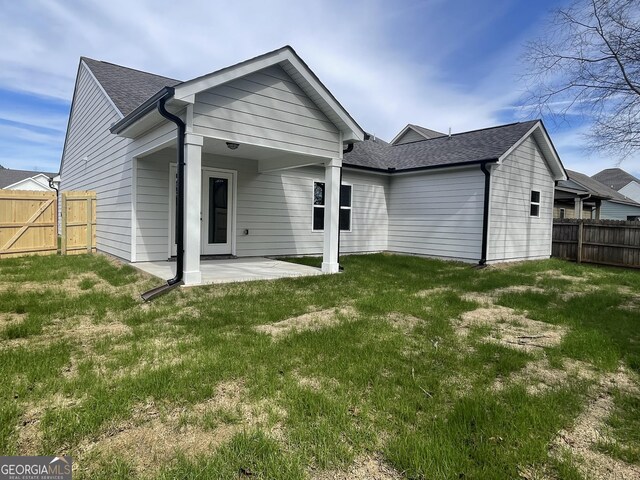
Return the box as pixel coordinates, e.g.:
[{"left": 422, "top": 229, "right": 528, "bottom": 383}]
[{"left": 523, "top": 0, "right": 640, "bottom": 161}]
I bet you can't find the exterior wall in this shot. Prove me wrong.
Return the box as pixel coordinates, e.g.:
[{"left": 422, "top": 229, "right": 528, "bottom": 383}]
[
  {"left": 59, "top": 62, "right": 133, "bottom": 260},
  {"left": 600, "top": 200, "right": 640, "bottom": 220},
  {"left": 192, "top": 66, "right": 341, "bottom": 159},
  {"left": 394, "top": 129, "right": 425, "bottom": 145},
  {"left": 619, "top": 181, "right": 640, "bottom": 203},
  {"left": 553, "top": 203, "right": 594, "bottom": 219},
  {"left": 135, "top": 152, "right": 389, "bottom": 262},
  {"left": 488, "top": 136, "right": 555, "bottom": 262},
  {"left": 387, "top": 167, "right": 485, "bottom": 262}
]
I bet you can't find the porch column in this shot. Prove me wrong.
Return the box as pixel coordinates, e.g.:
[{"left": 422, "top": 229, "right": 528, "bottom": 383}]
[
  {"left": 574, "top": 197, "right": 583, "bottom": 219},
  {"left": 322, "top": 158, "right": 341, "bottom": 273},
  {"left": 183, "top": 133, "right": 203, "bottom": 285}
]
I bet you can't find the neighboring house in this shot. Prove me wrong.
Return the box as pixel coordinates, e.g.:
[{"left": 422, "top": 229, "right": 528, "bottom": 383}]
[
  {"left": 390, "top": 124, "right": 446, "bottom": 145},
  {"left": 555, "top": 170, "right": 640, "bottom": 221},
  {"left": 58, "top": 46, "right": 566, "bottom": 286},
  {"left": 592, "top": 168, "right": 640, "bottom": 204},
  {"left": 0, "top": 168, "right": 57, "bottom": 191}
]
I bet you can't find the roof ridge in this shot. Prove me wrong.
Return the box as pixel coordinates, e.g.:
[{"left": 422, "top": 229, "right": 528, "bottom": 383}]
[
  {"left": 391, "top": 120, "right": 540, "bottom": 147},
  {"left": 81, "top": 56, "right": 182, "bottom": 83}
]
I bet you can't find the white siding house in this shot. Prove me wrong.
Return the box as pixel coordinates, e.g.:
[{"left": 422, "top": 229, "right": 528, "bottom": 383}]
[{"left": 58, "top": 46, "right": 567, "bottom": 285}]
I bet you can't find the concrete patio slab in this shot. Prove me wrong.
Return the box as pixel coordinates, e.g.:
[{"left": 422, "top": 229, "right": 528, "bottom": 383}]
[{"left": 132, "top": 257, "right": 323, "bottom": 285}]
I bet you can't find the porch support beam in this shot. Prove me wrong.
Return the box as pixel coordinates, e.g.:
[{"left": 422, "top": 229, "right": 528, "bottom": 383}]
[
  {"left": 183, "top": 133, "right": 204, "bottom": 285},
  {"left": 322, "top": 158, "right": 341, "bottom": 274},
  {"left": 574, "top": 197, "right": 583, "bottom": 219}
]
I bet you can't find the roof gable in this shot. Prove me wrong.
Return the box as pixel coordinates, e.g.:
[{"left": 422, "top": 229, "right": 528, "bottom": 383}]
[
  {"left": 0, "top": 169, "right": 55, "bottom": 189},
  {"left": 82, "top": 57, "right": 181, "bottom": 116},
  {"left": 592, "top": 168, "right": 640, "bottom": 191},
  {"left": 562, "top": 170, "right": 640, "bottom": 205},
  {"left": 390, "top": 124, "right": 445, "bottom": 145},
  {"left": 171, "top": 46, "right": 364, "bottom": 142}
]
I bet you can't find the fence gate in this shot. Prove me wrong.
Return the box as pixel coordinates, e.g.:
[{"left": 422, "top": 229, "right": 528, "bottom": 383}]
[
  {"left": 61, "top": 191, "right": 96, "bottom": 255},
  {"left": 0, "top": 190, "right": 58, "bottom": 258}
]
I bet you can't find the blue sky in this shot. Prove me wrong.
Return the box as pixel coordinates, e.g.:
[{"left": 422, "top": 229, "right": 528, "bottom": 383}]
[{"left": 1, "top": 0, "right": 638, "bottom": 177}]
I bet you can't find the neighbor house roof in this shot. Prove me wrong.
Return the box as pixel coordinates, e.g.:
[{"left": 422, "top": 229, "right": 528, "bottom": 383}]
[
  {"left": 0, "top": 168, "right": 56, "bottom": 189},
  {"left": 81, "top": 57, "right": 182, "bottom": 116},
  {"left": 560, "top": 170, "right": 640, "bottom": 206},
  {"left": 347, "top": 120, "right": 547, "bottom": 171},
  {"left": 592, "top": 168, "right": 640, "bottom": 191},
  {"left": 390, "top": 124, "right": 446, "bottom": 144}
]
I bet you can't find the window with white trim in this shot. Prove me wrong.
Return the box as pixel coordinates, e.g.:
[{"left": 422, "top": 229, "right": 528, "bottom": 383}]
[
  {"left": 312, "top": 182, "right": 352, "bottom": 231},
  {"left": 559, "top": 208, "right": 566, "bottom": 219},
  {"left": 530, "top": 190, "right": 541, "bottom": 217}
]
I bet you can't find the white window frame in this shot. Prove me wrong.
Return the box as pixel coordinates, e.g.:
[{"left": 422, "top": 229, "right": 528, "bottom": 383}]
[
  {"left": 559, "top": 207, "right": 566, "bottom": 219},
  {"left": 311, "top": 180, "right": 352, "bottom": 232},
  {"left": 530, "top": 190, "right": 541, "bottom": 217}
]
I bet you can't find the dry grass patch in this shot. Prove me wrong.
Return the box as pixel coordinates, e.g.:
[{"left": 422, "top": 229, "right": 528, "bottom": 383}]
[
  {"left": 414, "top": 287, "right": 449, "bottom": 298},
  {"left": 78, "top": 380, "right": 286, "bottom": 476},
  {"left": 550, "top": 367, "right": 640, "bottom": 480},
  {"left": 311, "top": 454, "right": 403, "bottom": 480},
  {"left": 255, "top": 306, "right": 356, "bottom": 338},
  {"left": 386, "top": 312, "right": 425, "bottom": 332},
  {"left": 456, "top": 305, "right": 566, "bottom": 352}
]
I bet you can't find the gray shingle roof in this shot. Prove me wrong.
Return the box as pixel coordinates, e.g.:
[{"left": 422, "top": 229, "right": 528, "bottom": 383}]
[
  {"left": 561, "top": 170, "right": 640, "bottom": 205},
  {"left": 592, "top": 168, "right": 640, "bottom": 191},
  {"left": 345, "top": 121, "right": 539, "bottom": 171},
  {"left": 82, "top": 57, "right": 182, "bottom": 116},
  {"left": 0, "top": 168, "right": 56, "bottom": 189}
]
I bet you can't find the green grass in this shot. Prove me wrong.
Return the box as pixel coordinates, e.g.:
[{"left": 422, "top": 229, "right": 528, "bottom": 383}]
[
  {"left": 596, "top": 389, "right": 640, "bottom": 464},
  {"left": 0, "top": 253, "right": 638, "bottom": 479}
]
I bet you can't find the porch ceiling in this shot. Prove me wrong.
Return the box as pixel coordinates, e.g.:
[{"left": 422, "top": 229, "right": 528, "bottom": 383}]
[{"left": 132, "top": 257, "right": 323, "bottom": 285}]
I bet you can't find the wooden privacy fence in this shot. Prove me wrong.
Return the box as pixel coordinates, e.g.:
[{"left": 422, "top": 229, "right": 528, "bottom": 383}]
[
  {"left": 552, "top": 219, "right": 640, "bottom": 268},
  {"left": 61, "top": 191, "right": 96, "bottom": 255},
  {"left": 0, "top": 189, "right": 96, "bottom": 259},
  {"left": 0, "top": 190, "right": 57, "bottom": 258}
]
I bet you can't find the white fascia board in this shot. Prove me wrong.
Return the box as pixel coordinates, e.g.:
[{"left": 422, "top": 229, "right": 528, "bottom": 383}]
[{"left": 173, "top": 47, "right": 364, "bottom": 143}]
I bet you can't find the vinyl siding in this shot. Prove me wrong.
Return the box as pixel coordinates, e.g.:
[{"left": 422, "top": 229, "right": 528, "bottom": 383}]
[
  {"left": 487, "top": 136, "right": 555, "bottom": 262},
  {"left": 600, "top": 200, "right": 640, "bottom": 220},
  {"left": 59, "top": 62, "right": 132, "bottom": 260},
  {"left": 387, "top": 167, "right": 485, "bottom": 262},
  {"left": 134, "top": 152, "right": 388, "bottom": 261},
  {"left": 618, "top": 181, "right": 640, "bottom": 204},
  {"left": 192, "top": 66, "right": 340, "bottom": 158}
]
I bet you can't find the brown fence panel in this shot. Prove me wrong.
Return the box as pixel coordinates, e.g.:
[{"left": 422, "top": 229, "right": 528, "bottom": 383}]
[
  {"left": 61, "top": 191, "right": 96, "bottom": 255},
  {"left": 552, "top": 219, "right": 640, "bottom": 268},
  {"left": 0, "top": 190, "right": 57, "bottom": 258}
]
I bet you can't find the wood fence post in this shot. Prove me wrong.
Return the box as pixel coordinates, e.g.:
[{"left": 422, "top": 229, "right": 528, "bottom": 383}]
[
  {"left": 577, "top": 220, "right": 584, "bottom": 264},
  {"left": 86, "top": 196, "right": 92, "bottom": 254},
  {"left": 61, "top": 193, "right": 67, "bottom": 255}
]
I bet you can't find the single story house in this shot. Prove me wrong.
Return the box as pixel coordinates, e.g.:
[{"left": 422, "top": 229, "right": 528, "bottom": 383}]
[
  {"left": 592, "top": 168, "right": 640, "bottom": 204},
  {"left": 555, "top": 170, "right": 640, "bottom": 221},
  {"left": 0, "top": 168, "right": 58, "bottom": 191},
  {"left": 58, "top": 46, "right": 566, "bottom": 285}
]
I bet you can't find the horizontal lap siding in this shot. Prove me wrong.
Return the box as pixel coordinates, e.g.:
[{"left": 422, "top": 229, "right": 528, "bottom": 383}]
[
  {"left": 600, "top": 200, "right": 640, "bottom": 220},
  {"left": 388, "top": 168, "right": 485, "bottom": 261},
  {"left": 193, "top": 66, "right": 340, "bottom": 158},
  {"left": 134, "top": 153, "right": 389, "bottom": 260},
  {"left": 394, "top": 129, "right": 424, "bottom": 145},
  {"left": 488, "top": 136, "right": 555, "bottom": 261},
  {"left": 59, "top": 63, "right": 132, "bottom": 260}
]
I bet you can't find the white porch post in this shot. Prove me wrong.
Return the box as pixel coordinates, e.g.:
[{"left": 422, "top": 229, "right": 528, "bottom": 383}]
[
  {"left": 183, "top": 133, "right": 203, "bottom": 285},
  {"left": 574, "top": 197, "right": 583, "bottom": 219},
  {"left": 322, "top": 158, "right": 341, "bottom": 273}
]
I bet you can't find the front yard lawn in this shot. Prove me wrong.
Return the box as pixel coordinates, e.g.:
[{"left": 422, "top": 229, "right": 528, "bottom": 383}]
[{"left": 0, "top": 253, "right": 639, "bottom": 479}]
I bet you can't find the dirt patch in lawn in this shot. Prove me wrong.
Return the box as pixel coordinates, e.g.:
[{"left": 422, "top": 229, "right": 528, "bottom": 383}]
[
  {"left": 414, "top": 287, "right": 449, "bottom": 298},
  {"left": 493, "top": 358, "right": 598, "bottom": 395},
  {"left": 386, "top": 312, "right": 426, "bottom": 332},
  {"left": 550, "top": 367, "right": 640, "bottom": 480},
  {"left": 79, "top": 379, "right": 285, "bottom": 475},
  {"left": 456, "top": 305, "right": 566, "bottom": 352},
  {"left": 255, "top": 307, "right": 356, "bottom": 338},
  {"left": 311, "top": 454, "right": 403, "bottom": 480}
]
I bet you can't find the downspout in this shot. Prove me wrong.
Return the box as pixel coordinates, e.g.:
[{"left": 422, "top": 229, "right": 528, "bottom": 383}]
[
  {"left": 337, "top": 143, "right": 354, "bottom": 271},
  {"left": 479, "top": 162, "right": 491, "bottom": 266},
  {"left": 141, "top": 94, "right": 186, "bottom": 301}
]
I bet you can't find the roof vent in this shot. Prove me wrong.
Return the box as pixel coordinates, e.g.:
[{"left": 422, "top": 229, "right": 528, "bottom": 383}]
[{"left": 448, "top": 127, "right": 452, "bottom": 139}]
